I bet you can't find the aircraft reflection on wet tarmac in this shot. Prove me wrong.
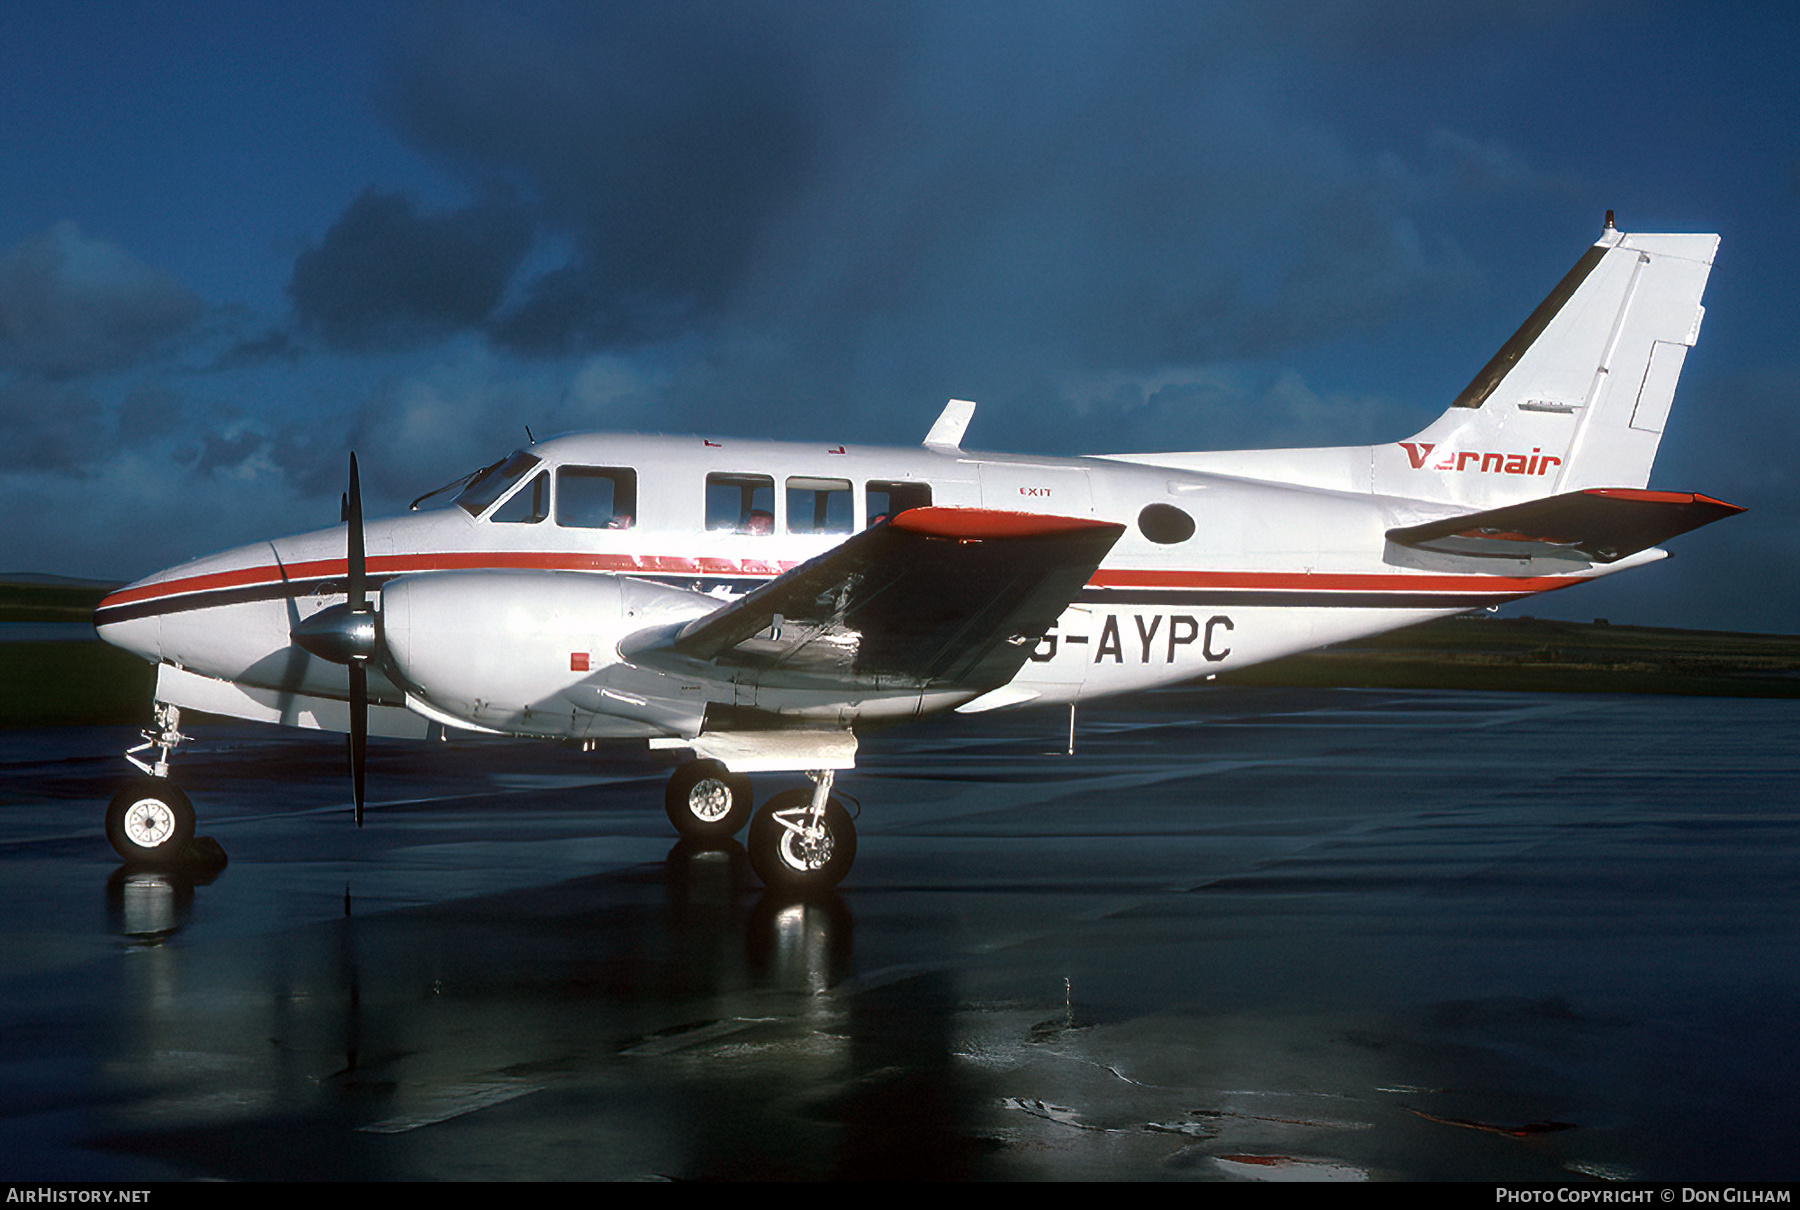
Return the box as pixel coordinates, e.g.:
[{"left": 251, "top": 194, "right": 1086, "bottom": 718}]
[{"left": 2, "top": 685, "right": 1798, "bottom": 1182}]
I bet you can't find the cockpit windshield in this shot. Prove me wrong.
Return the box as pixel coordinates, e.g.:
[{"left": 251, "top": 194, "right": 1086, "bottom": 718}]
[{"left": 452, "top": 450, "right": 542, "bottom": 517}]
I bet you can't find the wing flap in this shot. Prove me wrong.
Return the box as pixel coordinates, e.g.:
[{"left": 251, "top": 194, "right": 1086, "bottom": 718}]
[
  {"left": 632, "top": 507, "right": 1124, "bottom": 693},
  {"left": 648, "top": 730, "right": 858, "bottom": 773},
  {"left": 1386, "top": 488, "right": 1743, "bottom": 563}
]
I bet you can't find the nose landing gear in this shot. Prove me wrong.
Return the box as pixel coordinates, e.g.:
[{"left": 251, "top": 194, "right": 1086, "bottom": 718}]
[{"left": 107, "top": 703, "right": 197, "bottom": 865}]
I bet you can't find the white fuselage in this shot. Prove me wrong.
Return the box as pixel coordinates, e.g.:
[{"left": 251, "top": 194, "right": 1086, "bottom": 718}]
[{"left": 94, "top": 430, "right": 1625, "bottom": 746}]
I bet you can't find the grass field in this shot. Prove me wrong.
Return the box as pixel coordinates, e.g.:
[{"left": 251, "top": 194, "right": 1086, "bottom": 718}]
[
  {"left": 3, "top": 580, "right": 1796, "bottom": 729},
  {"left": 0, "top": 579, "right": 120, "bottom": 623},
  {"left": 1219, "top": 613, "right": 1800, "bottom": 697},
  {"left": 0, "top": 640, "right": 156, "bottom": 726},
  {"left": 0, "top": 579, "right": 156, "bottom": 725}
]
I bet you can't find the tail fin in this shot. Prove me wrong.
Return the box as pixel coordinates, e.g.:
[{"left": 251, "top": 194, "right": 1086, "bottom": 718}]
[{"left": 1378, "top": 218, "right": 1718, "bottom": 508}]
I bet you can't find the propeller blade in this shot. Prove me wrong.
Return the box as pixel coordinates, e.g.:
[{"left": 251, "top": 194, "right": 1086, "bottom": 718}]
[
  {"left": 346, "top": 452, "right": 366, "bottom": 610},
  {"left": 349, "top": 661, "right": 367, "bottom": 826},
  {"left": 346, "top": 452, "right": 369, "bottom": 825}
]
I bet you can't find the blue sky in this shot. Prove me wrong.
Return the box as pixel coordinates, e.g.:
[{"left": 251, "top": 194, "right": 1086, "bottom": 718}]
[{"left": 1, "top": 1, "right": 1795, "bottom": 632}]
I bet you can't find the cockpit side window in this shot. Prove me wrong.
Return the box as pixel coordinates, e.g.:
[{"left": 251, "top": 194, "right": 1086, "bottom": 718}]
[
  {"left": 490, "top": 470, "right": 549, "bottom": 524},
  {"left": 557, "top": 466, "right": 637, "bottom": 529},
  {"left": 456, "top": 450, "right": 541, "bottom": 517},
  {"left": 706, "top": 473, "right": 775, "bottom": 534}
]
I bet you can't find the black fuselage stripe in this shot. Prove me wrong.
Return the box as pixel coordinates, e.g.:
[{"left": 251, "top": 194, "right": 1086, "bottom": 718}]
[
  {"left": 1077, "top": 589, "right": 1529, "bottom": 609},
  {"left": 92, "top": 572, "right": 774, "bottom": 626},
  {"left": 95, "top": 578, "right": 395, "bottom": 626}
]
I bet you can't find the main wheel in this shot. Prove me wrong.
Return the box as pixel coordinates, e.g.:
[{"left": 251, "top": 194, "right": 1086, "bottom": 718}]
[
  {"left": 664, "top": 759, "right": 753, "bottom": 843},
  {"left": 747, "top": 788, "right": 856, "bottom": 894},
  {"left": 106, "top": 777, "right": 195, "bottom": 865}
]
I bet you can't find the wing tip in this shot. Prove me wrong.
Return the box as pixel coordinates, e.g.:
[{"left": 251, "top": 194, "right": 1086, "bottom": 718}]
[
  {"left": 889, "top": 507, "right": 1124, "bottom": 541},
  {"left": 1585, "top": 488, "right": 1746, "bottom": 515}
]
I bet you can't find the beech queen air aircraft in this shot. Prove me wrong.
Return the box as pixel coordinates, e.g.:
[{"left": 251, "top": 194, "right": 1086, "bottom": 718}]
[{"left": 94, "top": 216, "right": 1741, "bottom": 891}]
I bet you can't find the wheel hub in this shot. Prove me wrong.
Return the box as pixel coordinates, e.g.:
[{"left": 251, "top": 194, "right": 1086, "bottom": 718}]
[
  {"left": 124, "top": 799, "right": 177, "bottom": 848},
  {"left": 781, "top": 824, "right": 834, "bottom": 871},
  {"left": 688, "top": 778, "right": 732, "bottom": 823}
]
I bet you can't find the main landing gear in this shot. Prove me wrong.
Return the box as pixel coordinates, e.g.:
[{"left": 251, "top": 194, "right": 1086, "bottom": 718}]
[
  {"left": 664, "top": 759, "right": 753, "bottom": 842},
  {"left": 106, "top": 704, "right": 196, "bottom": 865},
  {"left": 664, "top": 760, "right": 856, "bottom": 893}
]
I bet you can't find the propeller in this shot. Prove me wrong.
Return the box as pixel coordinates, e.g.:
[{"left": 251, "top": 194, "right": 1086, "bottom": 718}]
[{"left": 292, "top": 453, "right": 377, "bottom": 825}]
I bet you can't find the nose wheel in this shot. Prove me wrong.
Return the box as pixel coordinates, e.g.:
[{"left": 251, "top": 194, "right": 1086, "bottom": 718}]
[{"left": 106, "top": 776, "right": 195, "bottom": 864}]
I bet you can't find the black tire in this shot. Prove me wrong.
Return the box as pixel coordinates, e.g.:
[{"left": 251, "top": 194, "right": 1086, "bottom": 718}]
[
  {"left": 747, "top": 788, "right": 856, "bottom": 894},
  {"left": 106, "top": 777, "right": 196, "bottom": 865},
  {"left": 664, "top": 759, "right": 753, "bottom": 842}
]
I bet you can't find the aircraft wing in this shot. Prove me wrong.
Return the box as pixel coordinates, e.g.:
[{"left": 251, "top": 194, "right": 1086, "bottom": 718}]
[
  {"left": 1386, "top": 488, "right": 1744, "bottom": 563},
  {"left": 624, "top": 508, "right": 1125, "bottom": 693}
]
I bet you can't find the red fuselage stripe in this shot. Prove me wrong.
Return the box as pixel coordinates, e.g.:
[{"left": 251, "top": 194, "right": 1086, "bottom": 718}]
[{"left": 98, "top": 550, "right": 1589, "bottom": 613}]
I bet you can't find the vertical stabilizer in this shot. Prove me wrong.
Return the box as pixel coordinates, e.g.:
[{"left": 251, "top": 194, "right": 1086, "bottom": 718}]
[{"left": 1376, "top": 221, "right": 1717, "bottom": 507}]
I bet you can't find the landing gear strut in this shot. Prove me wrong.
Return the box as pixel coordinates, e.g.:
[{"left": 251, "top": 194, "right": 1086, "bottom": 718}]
[
  {"left": 747, "top": 771, "right": 857, "bottom": 894},
  {"left": 108, "top": 703, "right": 195, "bottom": 864}
]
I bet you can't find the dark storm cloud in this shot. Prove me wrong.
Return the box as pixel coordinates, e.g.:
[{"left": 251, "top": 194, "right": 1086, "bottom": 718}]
[
  {"left": 188, "top": 428, "right": 271, "bottom": 477},
  {"left": 356, "top": 0, "right": 1495, "bottom": 422},
  {"left": 0, "top": 379, "right": 105, "bottom": 472},
  {"left": 382, "top": 0, "right": 819, "bottom": 353},
  {"left": 116, "top": 382, "right": 184, "bottom": 444},
  {"left": 288, "top": 188, "right": 534, "bottom": 348},
  {"left": 208, "top": 326, "right": 301, "bottom": 371},
  {"left": 0, "top": 222, "right": 203, "bottom": 377}
]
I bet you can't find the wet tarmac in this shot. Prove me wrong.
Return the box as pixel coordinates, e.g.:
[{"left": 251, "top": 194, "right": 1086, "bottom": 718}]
[{"left": 1, "top": 685, "right": 1797, "bottom": 1182}]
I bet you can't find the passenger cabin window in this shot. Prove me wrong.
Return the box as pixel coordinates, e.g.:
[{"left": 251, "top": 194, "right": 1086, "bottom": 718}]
[
  {"left": 490, "top": 469, "right": 549, "bottom": 524},
  {"left": 557, "top": 466, "right": 636, "bottom": 529},
  {"left": 706, "top": 473, "right": 775, "bottom": 534},
  {"left": 787, "top": 477, "right": 852, "bottom": 534},
  {"left": 456, "top": 450, "right": 541, "bottom": 516},
  {"left": 865, "top": 480, "right": 932, "bottom": 526}
]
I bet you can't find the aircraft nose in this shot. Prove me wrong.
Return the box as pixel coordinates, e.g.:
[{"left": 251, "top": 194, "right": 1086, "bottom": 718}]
[{"left": 93, "top": 581, "right": 164, "bottom": 663}]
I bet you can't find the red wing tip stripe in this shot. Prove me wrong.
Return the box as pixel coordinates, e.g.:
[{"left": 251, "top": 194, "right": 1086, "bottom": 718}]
[
  {"left": 1585, "top": 488, "right": 1746, "bottom": 512},
  {"left": 890, "top": 506, "right": 1122, "bottom": 540}
]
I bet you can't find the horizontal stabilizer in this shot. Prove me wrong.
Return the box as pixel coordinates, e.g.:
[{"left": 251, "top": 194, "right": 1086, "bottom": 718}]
[
  {"left": 638, "top": 507, "right": 1124, "bottom": 692},
  {"left": 1386, "top": 489, "right": 1743, "bottom": 563}
]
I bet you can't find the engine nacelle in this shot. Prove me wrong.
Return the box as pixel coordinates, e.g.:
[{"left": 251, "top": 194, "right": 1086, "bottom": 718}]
[{"left": 379, "top": 571, "right": 715, "bottom": 737}]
